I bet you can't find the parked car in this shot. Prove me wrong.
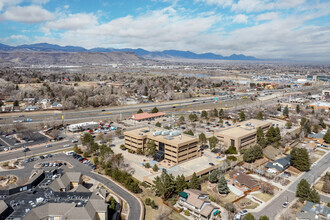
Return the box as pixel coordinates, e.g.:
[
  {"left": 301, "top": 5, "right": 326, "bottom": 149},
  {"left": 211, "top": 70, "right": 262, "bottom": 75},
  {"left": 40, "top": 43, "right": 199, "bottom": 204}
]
[
  {"left": 282, "top": 202, "right": 289, "bottom": 208},
  {"left": 23, "top": 148, "right": 30, "bottom": 152},
  {"left": 240, "top": 210, "right": 248, "bottom": 216},
  {"left": 72, "top": 139, "right": 78, "bottom": 143},
  {"left": 63, "top": 144, "right": 70, "bottom": 148},
  {"left": 45, "top": 144, "right": 52, "bottom": 148}
]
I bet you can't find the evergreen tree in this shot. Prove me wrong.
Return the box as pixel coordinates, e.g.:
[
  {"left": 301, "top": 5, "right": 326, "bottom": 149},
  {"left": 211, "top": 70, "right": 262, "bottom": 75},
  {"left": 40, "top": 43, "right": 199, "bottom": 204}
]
[
  {"left": 256, "top": 112, "right": 263, "bottom": 120},
  {"left": 189, "top": 114, "right": 198, "bottom": 122},
  {"left": 323, "top": 129, "right": 330, "bottom": 144},
  {"left": 151, "top": 107, "right": 159, "bottom": 113},
  {"left": 243, "top": 145, "right": 263, "bottom": 163},
  {"left": 283, "top": 105, "right": 289, "bottom": 117},
  {"left": 319, "top": 118, "right": 326, "bottom": 129},
  {"left": 153, "top": 172, "right": 176, "bottom": 199},
  {"left": 275, "top": 127, "right": 281, "bottom": 142},
  {"left": 266, "top": 126, "right": 277, "bottom": 144},
  {"left": 296, "top": 105, "right": 300, "bottom": 113},
  {"left": 286, "top": 121, "right": 292, "bottom": 129},
  {"left": 214, "top": 108, "right": 218, "bottom": 117},
  {"left": 217, "top": 176, "right": 229, "bottom": 194},
  {"left": 145, "top": 140, "right": 157, "bottom": 157},
  {"left": 82, "top": 133, "right": 94, "bottom": 146},
  {"left": 152, "top": 164, "right": 159, "bottom": 172},
  {"left": 175, "top": 175, "right": 188, "bottom": 193},
  {"left": 239, "top": 111, "right": 246, "bottom": 121},
  {"left": 290, "top": 147, "right": 310, "bottom": 171},
  {"left": 179, "top": 116, "right": 185, "bottom": 124},
  {"left": 208, "top": 136, "right": 219, "bottom": 151},
  {"left": 308, "top": 189, "right": 320, "bottom": 203},
  {"left": 219, "top": 117, "right": 224, "bottom": 125},
  {"left": 155, "top": 122, "right": 161, "bottom": 127},
  {"left": 201, "top": 110, "right": 208, "bottom": 119},
  {"left": 259, "top": 216, "right": 269, "bottom": 220},
  {"left": 189, "top": 172, "right": 200, "bottom": 189},
  {"left": 199, "top": 133, "right": 207, "bottom": 146},
  {"left": 296, "top": 179, "right": 311, "bottom": 202},
  {"left": 13, "top": 100, "right": 19, "bottom": 106},
  {"left": 243, "top": 213, "right": 256, "bottom": 220},
  {"left": 137, "top": 109, "right": 143, "bottom": 113},
  {"left": 219, "top": 109, "right": 224, "bottom": 118},
  {"left": 108, "top": 196, "right": 118, "bottom": 214},
  {"left": 256, "top": 127, "right": 267, "bottom": 148},
  {"left": 208, "top": 170, "right": 218, "bottom": 183}
]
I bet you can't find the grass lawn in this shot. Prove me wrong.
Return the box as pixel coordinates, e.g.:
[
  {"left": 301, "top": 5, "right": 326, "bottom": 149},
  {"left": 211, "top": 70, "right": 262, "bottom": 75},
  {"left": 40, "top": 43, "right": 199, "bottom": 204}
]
[
  {"left": 201, "top": 182, "right": 238, "bottom": 205},
  {"left": 238, "top": 198, "right": 259, "bottom": 209},
  {"left": 253, "top": 193, "right": 274, "bottom": 202},
  {"left": 314, "top": 150, "right": 326, "bottom": 156}
]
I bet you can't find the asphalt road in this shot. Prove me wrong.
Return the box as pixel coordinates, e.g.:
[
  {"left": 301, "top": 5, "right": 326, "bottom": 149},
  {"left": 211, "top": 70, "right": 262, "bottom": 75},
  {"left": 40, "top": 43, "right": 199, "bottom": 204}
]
[
  {"left": 253, "top": 152, "right": 330, "bottom": 219},
  {"left": 0, "top": 153, "right": 142, "bottom": 220}
]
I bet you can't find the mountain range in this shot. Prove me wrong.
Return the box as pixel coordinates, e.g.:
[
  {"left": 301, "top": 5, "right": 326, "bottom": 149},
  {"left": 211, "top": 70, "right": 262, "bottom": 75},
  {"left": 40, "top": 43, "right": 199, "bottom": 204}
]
[{"left": 0, "top": 43, "right": 260, "bottom": 61}]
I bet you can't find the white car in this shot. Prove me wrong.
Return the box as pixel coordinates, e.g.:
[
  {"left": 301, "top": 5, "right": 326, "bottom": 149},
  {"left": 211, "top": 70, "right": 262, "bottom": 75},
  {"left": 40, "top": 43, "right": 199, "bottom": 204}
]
[
  {"left": 63, "top": 144, "right": 70, "bottom": 148},
  {"left": 282, "top": 202, "right": 289, "bottom": 208},
  {"left": 4, "top": 147, "right": 10, "bottom": 151}
]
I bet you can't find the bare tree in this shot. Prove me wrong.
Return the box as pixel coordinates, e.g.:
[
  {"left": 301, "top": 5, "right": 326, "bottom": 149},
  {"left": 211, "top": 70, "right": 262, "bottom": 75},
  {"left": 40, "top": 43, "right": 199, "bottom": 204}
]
[{"left": 155, "top": 205, "right": 172, "bottom": 220}]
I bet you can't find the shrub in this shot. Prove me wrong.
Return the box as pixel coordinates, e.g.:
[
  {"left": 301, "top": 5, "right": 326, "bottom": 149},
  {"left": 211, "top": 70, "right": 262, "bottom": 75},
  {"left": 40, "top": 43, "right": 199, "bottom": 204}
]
[
  {"left": 120, "top": 144, "right": 126, "bottom": 150},
  {"left": 184, "top": 210, "right": 190, "bottom": 216},
  {"left": 152, "top": 164, "right": 159, "bottom": 172},
  {"left": 144, "top": 163, "right": 151, "bottom": 168},
  {"left": 225, "top": 146, "right": 237, "bottom": 154},
  {"left": 227, "top": 156, "right": 237, "bottom": 161},
  {"left": 140, "top": 182, "right": 150, "bottom": 188},
  {"left": 83, "top": 152, "right": 89, "bottom": 158},
  {"left": 145, "top": 198, "right": 151, "bottom": 206},
  {"left": 150, "top": 200, "right": 158, "bottom": 209},
  {"left": 137, "top": 148, "right": 143, "bottom": 155}
]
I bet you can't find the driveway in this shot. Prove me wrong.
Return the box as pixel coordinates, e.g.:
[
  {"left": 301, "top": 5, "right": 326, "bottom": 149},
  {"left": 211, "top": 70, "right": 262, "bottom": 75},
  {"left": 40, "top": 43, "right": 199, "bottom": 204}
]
[{"left": 252, "top": 152, "right": 330, "bottom": 219}]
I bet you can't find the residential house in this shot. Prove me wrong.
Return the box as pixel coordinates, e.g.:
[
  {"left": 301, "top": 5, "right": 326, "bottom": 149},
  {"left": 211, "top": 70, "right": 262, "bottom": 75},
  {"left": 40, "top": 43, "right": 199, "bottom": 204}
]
[
  {"left": 296, "top": 201, "right": 330, "bottom": 220},
  {"left": 265, "top": 155, "right": 291, "bottom": 174},
  {"left": 229, "top": 170, "right": 260, "bottom": 192},
  {"left": 25, "top": 105, "right": 39, "bottom": 112},
  {"left": 50, "top": 102, "right": 63, "bottom": 109},
  {"left": 178, "top": 189, "right": 220, "bottom": 220}
]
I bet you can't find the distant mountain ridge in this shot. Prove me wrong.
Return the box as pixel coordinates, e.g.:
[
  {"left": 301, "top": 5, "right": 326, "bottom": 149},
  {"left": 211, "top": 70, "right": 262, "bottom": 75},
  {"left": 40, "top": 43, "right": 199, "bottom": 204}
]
[{"left": 0, "top": 43, "right": 260, "bottom": 61}]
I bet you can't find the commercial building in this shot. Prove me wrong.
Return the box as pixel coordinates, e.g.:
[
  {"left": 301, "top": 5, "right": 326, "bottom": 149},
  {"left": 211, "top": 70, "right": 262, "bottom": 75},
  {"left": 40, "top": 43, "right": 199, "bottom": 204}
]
[
  {"left": 178, "top": 189, "right": 220, "bottom": 220},
  {"left": 124, "top": 127, "right": 199, "bottom": 165},
  {"left": 130, "top": 112, "right": 165, "bottom": 121},
  {"left": 215, "top": 119, "right": 271, "bottom": 151},
  {"left": 68, "top": 122, "right": 99, "bottom": 132},
  {"left": 308, "top": 102, "right": 330, "bottom": 111},
  {"left": 24, "top": 188, "right": 109, "bottom": 220}
]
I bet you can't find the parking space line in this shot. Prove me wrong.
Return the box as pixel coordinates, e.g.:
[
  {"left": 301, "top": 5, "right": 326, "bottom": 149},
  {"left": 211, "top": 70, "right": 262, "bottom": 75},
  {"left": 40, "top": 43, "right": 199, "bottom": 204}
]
[{"left": 0, "top": 136, "right": 12, "bottom": 148}]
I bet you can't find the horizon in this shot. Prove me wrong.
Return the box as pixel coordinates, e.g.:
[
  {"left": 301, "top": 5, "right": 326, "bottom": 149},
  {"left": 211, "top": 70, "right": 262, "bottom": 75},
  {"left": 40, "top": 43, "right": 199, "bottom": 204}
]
[{"left": 0, "top": 0, "right": 329, "bottom": 62}]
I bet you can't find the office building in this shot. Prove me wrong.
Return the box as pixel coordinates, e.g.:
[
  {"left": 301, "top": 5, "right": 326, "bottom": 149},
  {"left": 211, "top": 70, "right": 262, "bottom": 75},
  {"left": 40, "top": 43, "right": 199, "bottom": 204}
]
[
  {"left": 215, "top": 119, "right": 271, "bottom": 151},
  {"left": 124, "top": 127, "right": 199, "bottom": 165}
]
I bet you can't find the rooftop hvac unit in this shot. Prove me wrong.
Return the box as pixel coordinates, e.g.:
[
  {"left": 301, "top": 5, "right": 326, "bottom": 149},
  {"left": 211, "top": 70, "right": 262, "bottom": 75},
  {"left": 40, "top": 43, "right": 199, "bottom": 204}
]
[
  {"left": 164, "top": 136, "right": 174, "bottom": 140},
  {"left": 161, "top": 130, "right": 170, "bottom": 136},
  {"left": 170, "top": 130, "right": 181, "bottom": 137},
  {"left": 153, "top": 131, "right": 162, "bottom": 136}
]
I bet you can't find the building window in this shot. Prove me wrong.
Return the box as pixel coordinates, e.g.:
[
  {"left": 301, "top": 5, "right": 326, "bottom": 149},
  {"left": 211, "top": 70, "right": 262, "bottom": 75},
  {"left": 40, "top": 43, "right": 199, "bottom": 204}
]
[{"left": 231, "top": 139, "right": 235, "bottom": 146}]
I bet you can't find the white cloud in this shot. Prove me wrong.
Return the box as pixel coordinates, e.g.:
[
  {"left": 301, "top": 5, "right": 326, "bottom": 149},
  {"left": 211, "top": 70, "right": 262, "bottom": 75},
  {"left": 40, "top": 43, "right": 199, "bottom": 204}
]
[
  {"left": 0, "top": 0, "right": 21, "bottom": 11},
  {"left": 233, "top": 14, "right": 248, "bottom": 23},
  {"left": 195, "top": 0, "right": 234, "bottom": 7},
  {"left": 256, "top": 12, "right": 278, "bottom": 21},
  {"left": 0, "top": 5, "right": 54, "bottom": 23},
  {"left": 231, "top": 0, "right": 306, "bottom": 13},
  {"left": 45, "top": 13, "right": 98, "bottom": 30}
]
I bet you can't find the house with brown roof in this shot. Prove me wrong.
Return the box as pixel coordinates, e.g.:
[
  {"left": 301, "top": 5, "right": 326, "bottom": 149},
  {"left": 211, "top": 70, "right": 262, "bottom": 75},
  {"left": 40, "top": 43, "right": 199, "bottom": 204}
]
[
  {"left": 130, "top": 112, "right": 165, "bottom": 121},
  {"left": 229, "top": 170, "right": 260, "bottom": 192},
  {"left": 178, "top": 189, "right": 220, "bottom": 220}
]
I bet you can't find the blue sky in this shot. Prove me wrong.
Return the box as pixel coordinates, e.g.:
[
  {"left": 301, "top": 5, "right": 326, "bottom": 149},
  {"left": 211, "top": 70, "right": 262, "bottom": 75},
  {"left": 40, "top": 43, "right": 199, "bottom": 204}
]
[{"left": 0, "top": 0, "right": 330, "bottom": 61}]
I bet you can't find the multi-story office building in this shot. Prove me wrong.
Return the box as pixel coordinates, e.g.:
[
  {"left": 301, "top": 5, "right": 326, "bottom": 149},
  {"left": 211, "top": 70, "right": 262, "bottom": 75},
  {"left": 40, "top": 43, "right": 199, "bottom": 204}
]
[
  {"left": 124, "top": 128, "right": 199, "bottom": 165},
  {"left": 215, "top": 119, "right": 271, "bottom": 151}
]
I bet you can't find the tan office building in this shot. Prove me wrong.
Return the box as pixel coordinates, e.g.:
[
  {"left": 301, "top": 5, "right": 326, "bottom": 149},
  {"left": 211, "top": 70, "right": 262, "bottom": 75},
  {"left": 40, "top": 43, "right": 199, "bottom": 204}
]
[
  {"left": 215, "top": 119, "right": 271, "bottom": 151},
  {"left": 124, "top": 128, "right": 199, "bottom": 165}
]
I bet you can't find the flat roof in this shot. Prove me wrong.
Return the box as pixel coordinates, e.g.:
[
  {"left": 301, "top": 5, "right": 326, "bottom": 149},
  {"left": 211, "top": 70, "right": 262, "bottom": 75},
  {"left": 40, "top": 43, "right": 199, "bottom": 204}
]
[
  {"left": 131, "top": 112, "right": 165, "bottom": 120},
  {"left": 125, "top": 127, "right": 197, "bottom": 146},
  {"left": 216, "top": 119, "right": 271, "bottom": 138},
  {"left": 146, "top": 151, "right": 223, "bottom": 183}
]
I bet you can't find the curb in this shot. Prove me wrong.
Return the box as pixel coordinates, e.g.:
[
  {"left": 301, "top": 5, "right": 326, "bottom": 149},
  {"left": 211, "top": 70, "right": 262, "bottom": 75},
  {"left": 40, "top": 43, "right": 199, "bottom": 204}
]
[{"left": 92, "top": 171, "right": 145, "bottom": 220}]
